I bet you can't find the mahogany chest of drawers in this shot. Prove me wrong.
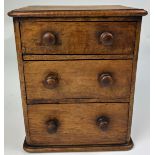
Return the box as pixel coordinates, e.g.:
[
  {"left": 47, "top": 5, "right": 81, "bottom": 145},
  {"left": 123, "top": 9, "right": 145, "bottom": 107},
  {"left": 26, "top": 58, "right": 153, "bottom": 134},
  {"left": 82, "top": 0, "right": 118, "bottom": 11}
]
[{"left": 8, "top": 5, "right": 147, "bottom": 152}]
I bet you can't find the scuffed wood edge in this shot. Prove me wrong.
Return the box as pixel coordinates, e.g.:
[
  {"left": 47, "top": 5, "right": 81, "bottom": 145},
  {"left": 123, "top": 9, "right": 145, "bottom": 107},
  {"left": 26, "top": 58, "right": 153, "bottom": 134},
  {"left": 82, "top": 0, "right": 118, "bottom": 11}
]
[
  {"left": 13, "top": 18, "right": 31, "bottom": 143},
  {"left": 126, "top": 19, "right": 142, "bottom": 141}
]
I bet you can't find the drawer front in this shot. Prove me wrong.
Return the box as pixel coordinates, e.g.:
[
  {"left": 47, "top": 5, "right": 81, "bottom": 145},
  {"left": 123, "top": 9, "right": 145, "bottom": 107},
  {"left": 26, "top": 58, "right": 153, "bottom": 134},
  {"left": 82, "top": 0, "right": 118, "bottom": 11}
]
[
  {"left": 21, "top": 21, "right": 136, "bottom": 55},
  {"left": 24, "top": 60, "right": 132, "bottom": 102},
  {"left": 28, "top": 103, "right": 129, "bottom": 145}
]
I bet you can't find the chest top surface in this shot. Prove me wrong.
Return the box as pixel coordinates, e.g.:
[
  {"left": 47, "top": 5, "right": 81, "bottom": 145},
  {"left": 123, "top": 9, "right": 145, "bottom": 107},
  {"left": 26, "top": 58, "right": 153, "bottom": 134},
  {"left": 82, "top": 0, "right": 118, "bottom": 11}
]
[{"left": 8, "top": 5, "right": 147, "bottom": 17}]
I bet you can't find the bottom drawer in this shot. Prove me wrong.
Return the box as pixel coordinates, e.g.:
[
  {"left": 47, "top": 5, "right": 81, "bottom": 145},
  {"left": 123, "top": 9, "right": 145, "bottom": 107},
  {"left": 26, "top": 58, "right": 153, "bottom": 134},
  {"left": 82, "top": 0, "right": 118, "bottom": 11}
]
[{"left": 27, "top": 103, "right": 129, "bottom": 145}]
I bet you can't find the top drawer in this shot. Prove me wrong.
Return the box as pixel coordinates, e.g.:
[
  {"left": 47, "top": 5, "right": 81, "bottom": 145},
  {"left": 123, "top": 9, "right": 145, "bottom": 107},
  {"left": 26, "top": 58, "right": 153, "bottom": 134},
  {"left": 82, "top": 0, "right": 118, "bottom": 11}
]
[{"left": 20, "top": 21, "right": 136, "bottom": 55}]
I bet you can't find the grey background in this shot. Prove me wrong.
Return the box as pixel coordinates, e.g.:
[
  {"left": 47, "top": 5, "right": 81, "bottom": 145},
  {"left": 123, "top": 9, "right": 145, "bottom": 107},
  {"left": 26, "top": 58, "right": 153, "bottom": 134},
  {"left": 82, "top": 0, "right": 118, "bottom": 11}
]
[{"left": 5, "top": 0, "right": 150, "bottom": 155}]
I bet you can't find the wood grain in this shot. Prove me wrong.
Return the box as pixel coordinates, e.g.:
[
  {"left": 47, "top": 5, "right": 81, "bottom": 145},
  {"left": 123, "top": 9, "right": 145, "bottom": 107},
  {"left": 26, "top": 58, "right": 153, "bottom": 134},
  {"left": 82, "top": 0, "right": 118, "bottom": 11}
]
[
  {"left": 126, "top": 20, "right": 142, "bottom": 141},
  {"left": 19, "top": 16, "right": 142, "bottom": 22},
  {"left": 20, "top": 21, "right": 136, "bottom": 55},
  {"left": 8, "top": 5, "right": 147, "bottom": 152},
  {"left": 23, "top": 54, "right": 133, "bottom": 61},
  {"left": 24, "top": 60, "right": 132, "bottom": 102},
  {"left": 23, "top": 138, "right": 134, "bottom": 152},
  {"left": 8, "top": 5, "right": 147, "bottom": 17},
  {"left": 27, "top": 103, "right": 129, "bottom": 145},
  {"left": 13, "top": 18, "right": 31, "bottom": 143}
]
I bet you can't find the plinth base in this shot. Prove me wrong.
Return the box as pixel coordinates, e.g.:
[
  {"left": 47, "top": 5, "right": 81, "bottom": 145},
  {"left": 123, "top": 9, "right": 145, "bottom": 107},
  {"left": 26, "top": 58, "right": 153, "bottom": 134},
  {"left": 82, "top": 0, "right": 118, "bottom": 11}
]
[{"left": 23, "top": 138, "right": 134, "bottom": 153}]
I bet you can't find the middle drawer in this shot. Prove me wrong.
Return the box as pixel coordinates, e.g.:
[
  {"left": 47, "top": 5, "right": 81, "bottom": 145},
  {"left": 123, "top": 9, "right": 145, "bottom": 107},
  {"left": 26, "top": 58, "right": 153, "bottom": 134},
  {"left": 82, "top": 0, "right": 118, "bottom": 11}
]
[{"left": 24, "top": 60, "right": 132, "bottom": 103}]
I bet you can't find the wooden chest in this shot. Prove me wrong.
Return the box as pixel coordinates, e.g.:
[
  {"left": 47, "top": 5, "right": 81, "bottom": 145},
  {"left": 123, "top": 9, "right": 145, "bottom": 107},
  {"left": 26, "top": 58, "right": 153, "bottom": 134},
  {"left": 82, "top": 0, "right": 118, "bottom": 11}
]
[{"left": 8, "top": 5, "right": 147, "bottom": 152}]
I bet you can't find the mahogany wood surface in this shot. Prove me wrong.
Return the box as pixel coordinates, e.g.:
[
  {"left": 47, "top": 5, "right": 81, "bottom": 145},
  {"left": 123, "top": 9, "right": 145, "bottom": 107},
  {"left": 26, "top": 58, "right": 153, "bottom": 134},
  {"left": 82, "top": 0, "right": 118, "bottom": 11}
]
[
  {"left": 8, "top": 5, "right": 147, "bottom": 17},
  {"left": 27, "top": 103, "right": 129, "bottom": 145},
  {"left": 23, "top": 138, "right": 134, "bottom": 152},
  {"left": 20, "top": 21, "right": 136, "bottom": 55},
  {"left": 13, "top": 19, "right": 31, "bottom": 143},
  {"left": 8, "top": 5, "right": 147, "bottom": 152},
  {"left": 24, "top": 60, "right": 132, "bottom": 102},
  {"left": 23, "top": 54, "right": 134, "bottom": 61}
]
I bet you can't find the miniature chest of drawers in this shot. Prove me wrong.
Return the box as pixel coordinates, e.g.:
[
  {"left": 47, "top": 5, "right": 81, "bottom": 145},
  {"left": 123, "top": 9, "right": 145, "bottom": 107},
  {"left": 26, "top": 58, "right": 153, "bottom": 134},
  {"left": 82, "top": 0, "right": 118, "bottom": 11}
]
[{"left": 8, "top": 5, "right": 147, "bottom": 152}]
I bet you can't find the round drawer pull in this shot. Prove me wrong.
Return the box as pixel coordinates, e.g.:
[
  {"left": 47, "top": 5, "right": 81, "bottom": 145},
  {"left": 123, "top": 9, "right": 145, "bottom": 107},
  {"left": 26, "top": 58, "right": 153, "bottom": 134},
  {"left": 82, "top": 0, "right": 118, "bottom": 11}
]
[
  {"left": 96, "top": 116, "right": 109, "bottom": 131},
  {"left": 42, "top": 32, "right": 56, "bottom": 46},
  {"left": 43, "top": 72, "right": 59, "bottom": 89},
  {"left": 98, "top": 73, "right": 113, "bottom": 87},
  {"left": 47, "top": 119, "right": 59, "bottom": 134},
  {"left": 100, "top": 32, "right": 113, "bottom": 45}
]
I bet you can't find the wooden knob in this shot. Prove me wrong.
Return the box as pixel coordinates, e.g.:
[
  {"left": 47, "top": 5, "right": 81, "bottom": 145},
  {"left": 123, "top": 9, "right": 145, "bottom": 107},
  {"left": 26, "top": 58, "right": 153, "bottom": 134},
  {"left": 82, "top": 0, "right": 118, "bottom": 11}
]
[
  {"left": 96, "top": 116, "right": 109, "bottom": 131},
  {"left": 43, "top": 72, "right": 59, "bottom": 89},
  {"left": 99, "top": 73, "right": 113, "bottom": 87},
  {"left": 47, "top": 119, "right": 59, "bottom": 134},
  {"left": 42, "top": 32, "right": 56, "bottom": 46},
  {"left": 100, "top": 32, "right": 113, "bottom": 45}
]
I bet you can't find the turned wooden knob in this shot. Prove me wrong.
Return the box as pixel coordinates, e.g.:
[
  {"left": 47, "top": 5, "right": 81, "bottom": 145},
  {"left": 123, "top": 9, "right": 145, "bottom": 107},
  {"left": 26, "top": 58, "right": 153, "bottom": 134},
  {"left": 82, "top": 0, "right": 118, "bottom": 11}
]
[
  {"left": 47, "top": 119, "right": 59, "bottom": 134},
  {"left": 100, "top": 32, "right": 113, "bottom": 45},
  {"left": 98, "top": 73, "right": 113, "bottom": 87},
  {"left": 42, "top": 32, "right": 56, "bottom": 46},
  {"left": 43, "top": 72, "right": 59, "bottom": 89},
  {"left": 96, "top": 116, "right": 109, "bottom": 131}
]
